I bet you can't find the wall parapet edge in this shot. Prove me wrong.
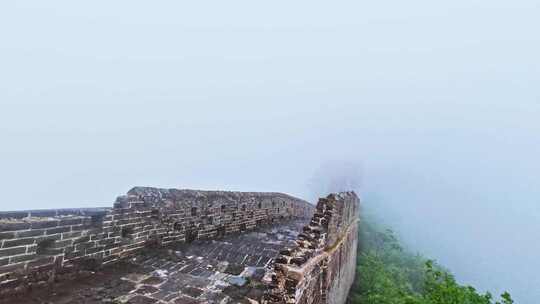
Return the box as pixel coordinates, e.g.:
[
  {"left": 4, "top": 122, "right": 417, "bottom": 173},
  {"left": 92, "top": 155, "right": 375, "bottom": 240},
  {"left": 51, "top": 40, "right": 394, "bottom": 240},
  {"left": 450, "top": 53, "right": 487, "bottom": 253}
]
[
  {"left": 263, "top": 191, "right": 359, "bottom": 304},
  {"left": 0, "top": 187, "right": 314, "bottom": 298}
]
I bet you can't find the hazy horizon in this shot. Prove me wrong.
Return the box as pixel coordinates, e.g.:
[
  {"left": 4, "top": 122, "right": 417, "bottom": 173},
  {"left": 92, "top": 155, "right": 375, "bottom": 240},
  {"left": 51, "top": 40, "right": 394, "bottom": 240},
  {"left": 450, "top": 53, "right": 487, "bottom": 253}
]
[{"left": 1, "top": 1, "right": 539, "bottom": 303}]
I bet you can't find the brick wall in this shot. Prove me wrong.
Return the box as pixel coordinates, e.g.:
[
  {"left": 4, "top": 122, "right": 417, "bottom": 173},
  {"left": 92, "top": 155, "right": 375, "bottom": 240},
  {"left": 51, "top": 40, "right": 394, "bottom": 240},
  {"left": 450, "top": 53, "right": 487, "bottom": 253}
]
[
  {"left": 0, "top": 187, "right": 314, "bottom": 297},
  {"left": 262, "top": 192, "right": 359, "bottom": 304}
]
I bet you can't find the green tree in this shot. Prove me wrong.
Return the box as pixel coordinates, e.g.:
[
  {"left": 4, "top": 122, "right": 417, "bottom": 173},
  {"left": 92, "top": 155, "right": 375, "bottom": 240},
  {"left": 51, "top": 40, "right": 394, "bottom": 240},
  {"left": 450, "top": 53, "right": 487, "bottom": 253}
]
[{"left": 348, "top": 216, "right": 514, "bottom": 304}]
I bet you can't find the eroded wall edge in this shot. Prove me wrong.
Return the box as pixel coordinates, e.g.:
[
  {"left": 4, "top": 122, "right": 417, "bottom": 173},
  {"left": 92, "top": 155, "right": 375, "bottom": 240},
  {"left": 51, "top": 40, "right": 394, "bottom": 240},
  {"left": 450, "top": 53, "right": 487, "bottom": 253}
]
[{"left": 262, "top": 191, "right": 359, "bottom": 304}]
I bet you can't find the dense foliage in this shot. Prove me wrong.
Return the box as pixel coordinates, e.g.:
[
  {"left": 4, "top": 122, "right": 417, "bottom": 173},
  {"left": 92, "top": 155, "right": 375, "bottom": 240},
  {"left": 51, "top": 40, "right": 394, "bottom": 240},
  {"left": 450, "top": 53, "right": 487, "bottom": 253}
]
[{"left": 348, "top": 217, "right": 513, "bottom": 304}]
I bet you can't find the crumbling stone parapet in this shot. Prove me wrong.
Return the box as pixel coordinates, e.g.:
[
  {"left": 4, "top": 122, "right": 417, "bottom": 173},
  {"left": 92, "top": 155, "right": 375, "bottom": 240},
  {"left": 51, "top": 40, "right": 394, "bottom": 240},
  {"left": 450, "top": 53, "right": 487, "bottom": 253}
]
[{"left": 262, "top": 191, "right": 359, "bottom": 304}]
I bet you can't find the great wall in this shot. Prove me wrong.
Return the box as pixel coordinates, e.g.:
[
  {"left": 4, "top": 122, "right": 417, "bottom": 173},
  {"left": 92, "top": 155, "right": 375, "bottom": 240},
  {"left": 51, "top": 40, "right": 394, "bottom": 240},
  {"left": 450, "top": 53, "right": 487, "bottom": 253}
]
[{"left": 0, "top": 187, "right": 359, "bottom": 304}]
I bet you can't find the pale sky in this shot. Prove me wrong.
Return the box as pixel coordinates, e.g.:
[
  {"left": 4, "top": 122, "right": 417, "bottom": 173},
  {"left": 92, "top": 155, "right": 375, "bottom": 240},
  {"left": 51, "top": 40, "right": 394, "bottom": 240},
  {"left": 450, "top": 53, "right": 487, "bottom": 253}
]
[{"left": 1, "top": 1, "right": 539, "bottom": 302}]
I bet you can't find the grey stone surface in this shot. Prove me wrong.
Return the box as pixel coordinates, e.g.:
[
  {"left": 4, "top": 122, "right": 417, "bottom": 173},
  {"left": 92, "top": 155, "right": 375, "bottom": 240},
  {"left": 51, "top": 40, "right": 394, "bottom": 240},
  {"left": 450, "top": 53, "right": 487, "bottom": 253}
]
[
  {"left": 1, "top": 219, "right": 307, "bottom": 304},
  {"left": 0, "top": 188, "right": 358, "bottom": 304}
]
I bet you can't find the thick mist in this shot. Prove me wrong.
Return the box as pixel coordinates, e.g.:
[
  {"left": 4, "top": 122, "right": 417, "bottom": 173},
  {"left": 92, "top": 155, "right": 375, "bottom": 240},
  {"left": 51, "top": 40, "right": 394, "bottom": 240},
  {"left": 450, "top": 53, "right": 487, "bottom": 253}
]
[{"left": 1, "top": 0, "right": 539, "bottom": 302}]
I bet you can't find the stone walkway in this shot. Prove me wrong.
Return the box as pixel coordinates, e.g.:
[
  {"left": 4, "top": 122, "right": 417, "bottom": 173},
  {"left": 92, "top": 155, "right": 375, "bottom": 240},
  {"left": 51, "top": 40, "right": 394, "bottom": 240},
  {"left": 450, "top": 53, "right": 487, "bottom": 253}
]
[{"left": 2, "top": 220, "right": 307, "bottom": 304}]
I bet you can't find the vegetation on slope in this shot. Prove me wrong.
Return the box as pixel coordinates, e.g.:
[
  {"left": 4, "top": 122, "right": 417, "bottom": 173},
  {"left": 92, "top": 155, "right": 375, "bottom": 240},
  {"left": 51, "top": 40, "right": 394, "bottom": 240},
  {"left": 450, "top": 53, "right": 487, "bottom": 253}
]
[{"left": 348, "top": 216, "right": 514, "bottom": 304}]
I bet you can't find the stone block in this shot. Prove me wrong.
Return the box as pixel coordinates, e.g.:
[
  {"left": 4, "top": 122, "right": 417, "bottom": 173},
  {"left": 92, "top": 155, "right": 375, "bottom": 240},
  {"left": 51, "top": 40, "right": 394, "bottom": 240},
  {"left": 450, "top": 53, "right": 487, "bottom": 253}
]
[
  {"left": 45, "top": 226, "right": 71, "bottom": 235},
  {"left": 74, "top": 242, "right": 96, "bottom": 251},
  {"left": 73, "top": 236, "right": 90, "bottom": 244},
  {"left": 0, "top": 232, "right": 15, "bottom": 240},
  {"left": 26, "top": 256, "right": 54, "bottom": 269},
  {"left": 31, "top": 221, "right": 58, "bottom": 229},
  {"left": 2, "top": 237, "right": 35, "bottom": 248},
  {"left": 16, "top": 229, "right": 45, "bottom": 238},
  {"left": 9, "top": 253, "right": 36, "bottom": 264},
  {"left": 61, "top": 231, "right": 82, "bottom": 240},
  {"left": 0, "top": 222, "right": 31, "bottom": 232}
]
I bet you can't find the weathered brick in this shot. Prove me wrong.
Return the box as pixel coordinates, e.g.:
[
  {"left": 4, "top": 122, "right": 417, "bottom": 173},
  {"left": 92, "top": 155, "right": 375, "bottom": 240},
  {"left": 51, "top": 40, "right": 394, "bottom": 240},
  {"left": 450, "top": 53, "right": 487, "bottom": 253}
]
[
  {"left": 75, "top": 242, "right": 96, "bottom": 251},
  {"left": 64, "top": 251, "right": 83, "bottom": 260},
  {"left": 16, "top": 229, "right": 45, "bottom": 238},
  {"left": 32, "top": 263, "right": 55, "bottom": 272},
  {"left": 29, "top": 210, "right": 57, "bottom": 217},
  {"left": 82, "top": 228, "right": 103, "bottom": 235},
  {"left": 0, "top": 258, "right": 8, "bottom": 266},
  {"left": 2, "top": 237, "right": 35, "bottom": 248},
  {"left": 90, "top": 233, "right": 106, "bottom": 241},
  {"left": 98, "top": 238, "right": 116, "bottom": 246},
  {"left": 102, "top": 256, "right": 118, "bottom": 264},
  {"left": 0, "top": 211, "right": 30, "bottom": 219},
  {"left": 31, "top": 221, "right": 58, "bottom": 229},
  {"left": 85, "top": 246, "right": 105, "bottom": 255},
  {"left": 69, "top": 224, "right": 86, "bottom": 231},
  {"left": 27, "top": 256, "right": 54, "bottom": 268},
  {"left": 87, "top": 251, "right": 104, "bottom": 260},
  {"left": 0, "top": 222, "right": 31, "bottom": 232},
  {"left": 61, "top": 231, "right": 82, "bottom": 240},
  {"left": 63, "top": 245, "right": 74, "bottom": 253},
  {"left": 0, "top": 271, "right": 12, "bottom": 282},
  {"left": 26, "top": 244, "right": 37, "bottom": 254},
  {"left": 35, "top": 234, "right": 62, "bottom": 243},
  {"left": 38, "top": 248, "right": 63, "bottom": 256},
  {"left": 46, "top": 226, "right": 71, "bottom": 235},
  {"left": 108, "top": 231, "right": 121, "bottom": 238},
  {"left": 136, "top": 231, "right": 150, "bottom": 237},
  {"left": 0, "top": 232, "right": 15, "bottom": 240},
  {"left": 73, "top": 236, "right": 90, "bottom": 244},
  {"left": 52, "top": 239, "right": 73, "bottom": 249},
  {"left": 58, "top": 218, "right": 83, "bottom": 226},
  {"left": 0, "top": 261, "right": 27, "bottom": 274},
  {"left": 103, "top": 243, "right": 119, "bottom": 251},
  {"left": 0, "top": 278, "right": 20, "bottom": 289},
  {"left": 9, "top": 253, "right": 36, "bottom": 264},
  {"left": 0, "top": 246, "right": 27, "bottom": 258}
]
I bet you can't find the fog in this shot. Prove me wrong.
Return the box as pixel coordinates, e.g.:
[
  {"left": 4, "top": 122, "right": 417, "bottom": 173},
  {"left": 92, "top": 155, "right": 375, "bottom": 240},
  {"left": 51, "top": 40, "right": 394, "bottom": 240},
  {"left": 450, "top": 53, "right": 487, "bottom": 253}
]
[{"left": 1, "top": 0, "right": 539, "bottom": 302}]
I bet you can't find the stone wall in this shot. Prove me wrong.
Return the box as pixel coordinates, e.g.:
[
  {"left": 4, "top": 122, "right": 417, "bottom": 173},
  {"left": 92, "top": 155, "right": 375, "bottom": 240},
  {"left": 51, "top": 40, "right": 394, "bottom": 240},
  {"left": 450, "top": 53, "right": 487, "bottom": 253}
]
[
  {"left": 262, "top": 192, "right": 359, "bottom": 304},
  {"left": 0, "top": 187, "right": 314, "bottom": 297}
]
